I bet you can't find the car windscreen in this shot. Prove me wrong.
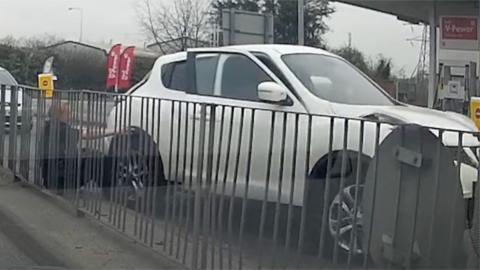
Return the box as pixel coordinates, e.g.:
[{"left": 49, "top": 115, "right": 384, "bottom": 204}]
[
  {"left": 0, "top": 70, "right": 17, "bottom": 86},
  {"left": 282, "top": 53, "right": 394, "bottom": 106}
]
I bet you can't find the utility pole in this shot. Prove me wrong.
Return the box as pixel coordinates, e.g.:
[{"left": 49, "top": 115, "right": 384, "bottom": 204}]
[
  {"left": 298, "top": 0, "right": 304, "bottom": 45},
  {"left": 348, "top": 32, "right": 352, "bottom": 48}
]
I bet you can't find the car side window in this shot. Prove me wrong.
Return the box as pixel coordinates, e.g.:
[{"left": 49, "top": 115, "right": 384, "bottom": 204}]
[
  {"left": 195, "top": 54, "right": 220, "bottom": 95},
  {"left": 219, "top": 54, "right": 272, "bottom": 101},
  {"left": 161, "top": 61, "right": 187, "bottom": 91}
]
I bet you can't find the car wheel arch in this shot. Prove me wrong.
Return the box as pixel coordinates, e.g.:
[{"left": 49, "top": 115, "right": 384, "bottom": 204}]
[
  {"left": 107, "top": 127, "right": 166, "bottom": 181},
  {"left": 309, "top": 150, "right": 372, "bottom": 181}
]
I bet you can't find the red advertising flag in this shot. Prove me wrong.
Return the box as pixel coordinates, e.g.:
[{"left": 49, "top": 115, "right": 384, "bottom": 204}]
[
  {"left": 106, "top": 44, "right": 122, "bottom": 89},
  {"left": 442, "top": 17, "right": 478, "bottom": 40},
  {"left": 117, "top": 46, "right": 136, "bottom": 91}
]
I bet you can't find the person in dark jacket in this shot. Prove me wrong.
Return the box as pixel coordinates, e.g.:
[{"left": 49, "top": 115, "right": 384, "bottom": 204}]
[{"left": 41, "top": 103, "right": 81, "bottom": 193}]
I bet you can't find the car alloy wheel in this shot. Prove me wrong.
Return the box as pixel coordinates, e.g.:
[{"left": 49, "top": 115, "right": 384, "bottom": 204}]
[
  {"left": 328, "top": 184, "right": 364, "bottom": 255},
  {"left": 117, "top": 150, "right": 148, "bottom": 201}
]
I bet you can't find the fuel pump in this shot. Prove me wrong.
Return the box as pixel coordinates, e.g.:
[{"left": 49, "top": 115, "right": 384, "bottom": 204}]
[{"left": 435, "top": 61, "right": 477, "bottom": 115}]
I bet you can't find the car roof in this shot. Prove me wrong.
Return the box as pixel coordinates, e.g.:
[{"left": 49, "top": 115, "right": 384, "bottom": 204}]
[
  {"left": 157, "top": 44, "right": 337, "bottom": 65},
  {"left": 225, "top": 44, "right": 335, "bottom": 56}
]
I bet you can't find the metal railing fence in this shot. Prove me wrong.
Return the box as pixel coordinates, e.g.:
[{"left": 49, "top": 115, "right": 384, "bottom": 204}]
[{"left": 1, "top": 84, "right": 479, "bottom": 269}]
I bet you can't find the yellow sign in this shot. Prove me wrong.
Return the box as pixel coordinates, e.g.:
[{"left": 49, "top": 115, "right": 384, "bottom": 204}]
[
  {"left": 38, "top": 74, "right": 54, "bottom": 98},
  {"left": 470, "top": 97, "right": 480, "bottom": 129}
]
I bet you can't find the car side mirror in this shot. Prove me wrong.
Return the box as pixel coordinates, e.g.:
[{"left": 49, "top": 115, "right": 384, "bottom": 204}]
[{"left": 258, "top": 82, "right": 288, "bottom": 103}]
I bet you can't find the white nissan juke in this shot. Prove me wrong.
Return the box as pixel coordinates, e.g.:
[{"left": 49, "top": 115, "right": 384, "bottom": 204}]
[{"left": 103, "top": 45, "right": 479, "bottom": 256}]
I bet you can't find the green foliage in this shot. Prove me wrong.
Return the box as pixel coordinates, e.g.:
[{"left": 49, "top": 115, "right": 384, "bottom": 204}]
[
  {"left": 0, "top": 44, "right": 48, "bottom": 86},
  {"left": 274, "top": 0, "right": 334, "bottom": 47},
  {"left": 0, "top": 35, "right": 63, "bottom": 86},
  {"left": 212, "top": 0, "right": 335, "bottom": 47},
  {"left": 1, "top": 35, "right": 156, "bottom": 90},
  {"left": 271, "top": 0, "right": 298, "bottom": 45}
]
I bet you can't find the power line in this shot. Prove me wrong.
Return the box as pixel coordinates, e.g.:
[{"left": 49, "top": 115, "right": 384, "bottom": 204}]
[{"left": 409, "top": 24, "right": 428, "bottom": 79}]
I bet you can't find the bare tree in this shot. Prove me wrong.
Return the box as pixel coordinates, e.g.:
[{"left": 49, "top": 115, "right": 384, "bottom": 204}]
[{"left": 137, "top": 0, "right": 211, "bottom": 54}]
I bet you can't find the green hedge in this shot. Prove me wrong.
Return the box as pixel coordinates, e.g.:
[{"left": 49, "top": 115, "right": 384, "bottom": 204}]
[
  {"left": 0, "top": 43, "right": 156, "bottom": 91},
  {"left": 0, "top": 44, "right": 48, "bottom": 86}
]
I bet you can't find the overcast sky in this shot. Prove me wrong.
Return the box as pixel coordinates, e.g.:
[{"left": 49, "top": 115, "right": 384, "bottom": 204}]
[{"left": 0, "top": 0, "right": 424, "bottom": 75}]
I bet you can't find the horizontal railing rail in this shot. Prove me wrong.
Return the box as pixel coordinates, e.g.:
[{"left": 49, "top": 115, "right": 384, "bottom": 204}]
[{"left": 1, "top": 83, "right": 478, "bottom": 269}]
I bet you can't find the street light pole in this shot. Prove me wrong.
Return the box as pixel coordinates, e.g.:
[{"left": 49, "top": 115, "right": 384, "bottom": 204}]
[
  {"left": 298, "top": 0, "right": 304, "bottom": 45},
  {"left": 68, "top": 7, "right": 84, "bottom": 42}
]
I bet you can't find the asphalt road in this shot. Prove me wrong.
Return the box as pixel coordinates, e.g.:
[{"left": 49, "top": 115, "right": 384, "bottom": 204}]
[
  {"left": 0, "top": 99, "right": 183, "bottom": 269},
  {"left": 0, "top": 229, "right": 36, "bottom": 268},
  {"left": 0, "top": 167, "right": 181, "bottom": 269}
]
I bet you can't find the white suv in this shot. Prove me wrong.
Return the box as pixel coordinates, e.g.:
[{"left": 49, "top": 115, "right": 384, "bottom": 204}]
[{"left": 104, "top": 45, "right": 478, "bottom": 255}]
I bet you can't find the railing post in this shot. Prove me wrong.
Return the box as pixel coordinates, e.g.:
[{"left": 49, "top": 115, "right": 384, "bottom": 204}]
[
  {"left": 34, "top": 88, "right": 46, "bottom": 186},
  {"left": 19, "top": 87, "right": 32, "bottom": 181},
  {"left": 0, "top": 85, "right": 6, "bottom": 168},
  {"left": 75, "top": 90, "right": 85, "bottom": 208},
  {"left": 201, "top": 104, "right": 216, "bottom": 269},
  {"left": 8, "top": 85, "right": 18, "bottom": 177},
  {"left": 192, "top": 103, "right": 208, "bottom": 269}
]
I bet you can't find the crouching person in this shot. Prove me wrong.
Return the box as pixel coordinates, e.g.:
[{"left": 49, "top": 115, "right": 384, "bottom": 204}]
[
  {"left": 41, "top": 101, "right": 109, "bottom": 199},
  {"left": 41, "top": 103, "right": 80, "bottom": 194}
]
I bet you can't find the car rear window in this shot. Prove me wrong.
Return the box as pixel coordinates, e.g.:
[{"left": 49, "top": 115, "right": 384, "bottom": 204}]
[{"left": 161, "top": 61, "right": 187, "bottom": 91}]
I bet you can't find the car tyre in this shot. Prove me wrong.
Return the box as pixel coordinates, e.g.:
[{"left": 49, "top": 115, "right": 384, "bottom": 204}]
[
  {"left": 105, "top": 132, "right": 166, "bottom": 206},
  {"left": 304, "top": 152, "right": 368, "bottom": 263}
]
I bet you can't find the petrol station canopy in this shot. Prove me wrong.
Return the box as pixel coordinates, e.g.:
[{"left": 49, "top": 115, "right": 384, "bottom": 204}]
[
  {"left": 336, "top": 0, "right": 479, "bottom": 24},
  {"left": 335, "top": 0, "right": 480, "bottom": 108}
]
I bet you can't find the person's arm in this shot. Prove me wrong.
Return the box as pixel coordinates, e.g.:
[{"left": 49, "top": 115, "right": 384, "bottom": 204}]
[{"left": 80, "top": 128, "right": 129, "bottom": 140}]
